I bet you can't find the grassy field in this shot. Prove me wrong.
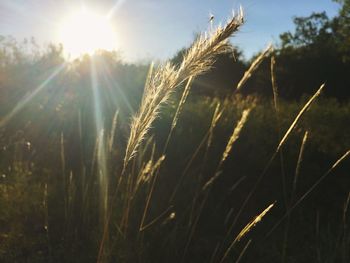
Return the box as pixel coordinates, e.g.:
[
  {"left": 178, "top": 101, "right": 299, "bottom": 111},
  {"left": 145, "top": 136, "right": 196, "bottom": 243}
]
[{"left": 0, "top": 12, "right": 349, "bottom": 263}]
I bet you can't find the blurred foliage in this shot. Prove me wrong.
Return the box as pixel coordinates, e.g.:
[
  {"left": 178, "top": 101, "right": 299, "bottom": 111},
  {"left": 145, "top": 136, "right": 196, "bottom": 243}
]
[
  {"left": 0, "top": 1, "right": 350, "bottom": 262},
  {"left": 170, "top": 0, "right": 350, "bottom": 100}
]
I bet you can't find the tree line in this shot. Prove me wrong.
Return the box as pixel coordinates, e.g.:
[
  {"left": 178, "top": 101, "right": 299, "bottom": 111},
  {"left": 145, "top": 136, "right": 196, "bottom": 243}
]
[{"left": 172, "top": 0, "right": 350, "bottom": 100}]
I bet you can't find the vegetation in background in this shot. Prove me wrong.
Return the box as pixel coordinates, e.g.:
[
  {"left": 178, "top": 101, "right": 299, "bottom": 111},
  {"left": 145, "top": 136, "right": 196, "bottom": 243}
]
[{"left": 0, "top": 1, "right": 349, "bottom": 263}]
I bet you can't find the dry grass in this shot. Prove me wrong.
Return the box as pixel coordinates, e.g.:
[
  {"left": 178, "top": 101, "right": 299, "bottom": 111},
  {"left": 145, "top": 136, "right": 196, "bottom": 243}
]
[
  {"left": 267, "top": 149, "right": 350, "bottom": 237},
  {"left": 94, "top": 8, "right": 349, "bottom": 263},
  {"left": 220, "top": 203, "right": 275, "bottom": 263},
  {"left": 202, "top": 108, "right": 252, "bottom": 191},
  {"left": 224, "top": 83, "right": 326, "bottom": 242},
  {"left": 108, "top": 110, "right": 119, "bottom": 153},
  {"left": 277, "top": 83, "right": 324, "bottom": 153},
  {"left": 236, "top": 44, "right": 273, "bottom": 91},
  {"left": 163, "top": 76, "right": 194, "bottom": 153},
  {"left": 292, "top": 130, "right": 309, "bottom": 198},
  {"left": 99, "top": 11, "right": 246, "bottom": 261},
  {"left": 123, "top": 11, "right": 244, "bottom": 171},
  {"left": 270, "top": 56, "right": 279, "bottom": 111},
  {"left": 1, "top": 7, "right": 349, "bottom": 263}
]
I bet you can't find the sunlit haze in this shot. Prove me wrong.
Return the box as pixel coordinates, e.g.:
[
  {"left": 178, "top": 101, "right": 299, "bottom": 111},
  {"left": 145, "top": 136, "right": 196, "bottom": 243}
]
[
  {"left": 58, "top": 8, "right": 118, "bottom": 58},
  {"left": 0, "top": 0, "right": 349, "bottom": 262},
  {"left": 0, "top": 0, "right": 341, "bottom": 61}
]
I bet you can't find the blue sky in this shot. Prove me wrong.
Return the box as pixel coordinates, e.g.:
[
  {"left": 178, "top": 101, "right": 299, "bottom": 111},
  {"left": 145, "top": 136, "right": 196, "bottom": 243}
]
[{"left": 0, "top": 0, "right": 340, "bottom": 62}]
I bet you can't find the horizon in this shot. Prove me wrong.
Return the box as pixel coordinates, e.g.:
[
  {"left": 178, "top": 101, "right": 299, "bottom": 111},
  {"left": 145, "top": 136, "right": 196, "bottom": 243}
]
[
  {"left": 0, "top": 0, "right": 340, "bottom": 62},
  {"left": 1, "top": 1, "right": 350, "bottom": 262}
]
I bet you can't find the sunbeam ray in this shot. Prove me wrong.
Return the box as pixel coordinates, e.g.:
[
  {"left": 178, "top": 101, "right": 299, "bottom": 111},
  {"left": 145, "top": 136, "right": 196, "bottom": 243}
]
[
  {"left": 90, "top": 58, "right": 108, "bottom": 223},
  {"left": 98, "top": 58, "right": 135, "bottom": 115},
  {"left": 107, "top": 0, "right": 127, "bottom": 19},
  {"left": 0, "top": 63, "right": 66, "bottom": 127}
]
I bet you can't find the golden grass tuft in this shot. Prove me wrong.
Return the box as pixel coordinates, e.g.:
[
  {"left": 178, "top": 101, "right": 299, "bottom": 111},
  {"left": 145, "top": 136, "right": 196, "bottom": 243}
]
[
  {"left": 203, "top": 108, "right": 252, "bottom": 191},
  {"left": 276, "top": 83, "right": 324, "bottom": 153},
  {"left": 221, "top": 108, "right": 251, "bottom": 163},
  {"left": 236, "top": 44, "right": 273, "bottom": 91},
  {"left": 220, "top": 203, "right": 275, "bottom": 263},
  {"left": 123, "top": 11, "right": 244, "bottom": 171}
]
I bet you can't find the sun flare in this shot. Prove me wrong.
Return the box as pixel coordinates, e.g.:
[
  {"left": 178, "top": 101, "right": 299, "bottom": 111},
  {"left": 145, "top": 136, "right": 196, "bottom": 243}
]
[{"left": 58, "top": 9, "right": 117, "bottom": 58}]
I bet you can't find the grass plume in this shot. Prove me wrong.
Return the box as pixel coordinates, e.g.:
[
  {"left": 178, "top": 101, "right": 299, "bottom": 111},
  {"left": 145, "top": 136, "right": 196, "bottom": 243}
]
[
  {"left": 236, "top": 44, "right": 273, "bottom": 91},
  {"left": 277, "top": 84, "right": 324, "bottom": 153},
  {"left": 267, "top": 149, "right": 350, "bottom": 237},
  {"left": 123, "top": 10, "right": 244, "bottom": 170},
  {"left": 220, "top": 203, "right": 275, "bottom": 263},
  {"left": 203, "top": 108, "right": 251, "bottom": 191}
]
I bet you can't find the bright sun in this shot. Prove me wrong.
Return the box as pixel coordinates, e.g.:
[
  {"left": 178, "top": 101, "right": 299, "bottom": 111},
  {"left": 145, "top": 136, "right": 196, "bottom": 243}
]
[{"left": 58, "top": 9, "right": 118, "bottom": 58}]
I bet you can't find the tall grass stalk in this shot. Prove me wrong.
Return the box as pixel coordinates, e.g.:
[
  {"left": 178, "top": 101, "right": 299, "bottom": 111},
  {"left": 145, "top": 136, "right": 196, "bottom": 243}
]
[
  {"left": 108, "top": 110, "right": 119, "bottom": 153},
  {"left": 169, "top": 101, "right": 224, "bottom": 202},
  {"left": 266, "top": 149, "right": 350, "bottom": 237},
  {"left": 220, "top": 203, "right": 275, "bottom": 263},
  {"left": 234, "top": 239, "right": 252, "bottom": 263},
  {"left": 163, "top": 76, "right": 194, "bottom": 153},
  {"left": 342, "top": 192, "right": 350, "bottom": 262},
  {"left": 271, "top": 55, "right": 289, "bottom": 262},
  {"left": 187, "top": 102, "right": 224, "bottom": 224},
  {"left": 203, "top": 108, "right": 252, "bottom": 191},
  {"left": 277, "top": 84, "right": 324, "bottom": 152},
  {"left": 99, "top": 11, "right": 245, "bottom": 261},
  {"left": 226, "top": 83, "right": 325, "bottom": 242},
  {"left": 270, "top": 56, "right": 279, "bottom": 111},
  {"left": 135, "top": 11, "right": 244, "bottom": 234},
  {"left": 270, "top": 56, "right": 287, "bottom": 205},
  {"left": 123, "top": 11, "right": 244, "bottom": 171},
  {"left": 182, "top": 108, "right": 251, "bottom": 261},
  {"left": 282, "top": 130, "right": 309, "bottom": 262},
  {"left": 139, "top": 154, "right": 166, "bottom": 231},
  {"left": 236, "top": 44, "right": 273, "bottom": 91},
  {"left": 292, "top": 131, "right": 309, "bottom": 200},
  {"left": 60, "top": 132, "right": 67, "bottom": 221}
]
